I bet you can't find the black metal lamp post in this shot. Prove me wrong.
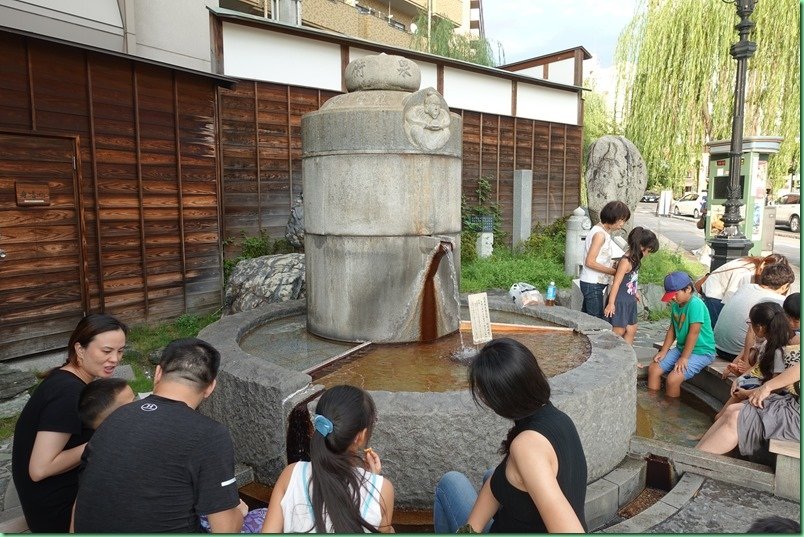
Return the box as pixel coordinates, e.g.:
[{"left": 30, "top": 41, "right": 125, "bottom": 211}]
[{"left": 709, "top": 0, "right": 758, "bottom": 271}]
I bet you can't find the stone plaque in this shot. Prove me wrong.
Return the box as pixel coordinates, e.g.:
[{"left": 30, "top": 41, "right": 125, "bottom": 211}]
[{"left": 15, "top": 182, "right": 50, "bottom": 206}]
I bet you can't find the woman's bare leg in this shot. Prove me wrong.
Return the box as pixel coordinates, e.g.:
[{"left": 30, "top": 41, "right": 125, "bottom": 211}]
[
  {"left": 697, "top": 403, "right": 742, "bottom": 454},
  {"left": 714, "top": 395, "right": 739, "bottom": 421}
]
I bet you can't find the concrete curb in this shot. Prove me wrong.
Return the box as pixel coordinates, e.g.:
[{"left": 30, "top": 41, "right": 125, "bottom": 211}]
[{"left": 599, "top": 473, "right": 705, "bottom": 533}]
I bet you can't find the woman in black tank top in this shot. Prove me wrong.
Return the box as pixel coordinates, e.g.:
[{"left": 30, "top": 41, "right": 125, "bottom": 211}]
[{"left": 433, "top": 338, "right": 587, "bottom": 533}]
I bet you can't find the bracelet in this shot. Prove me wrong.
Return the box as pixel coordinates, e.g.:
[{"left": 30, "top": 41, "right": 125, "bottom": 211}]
[{"left": 456, "top": 523, "right": 478, "bottom": 533}]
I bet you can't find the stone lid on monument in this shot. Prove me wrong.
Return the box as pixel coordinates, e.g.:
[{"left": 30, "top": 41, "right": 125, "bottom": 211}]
[{"left": 345, "top": 53, "right": 421, "bottom": 93}]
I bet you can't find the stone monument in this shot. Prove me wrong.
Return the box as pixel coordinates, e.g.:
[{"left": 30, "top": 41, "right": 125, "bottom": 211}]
[
  {"left": 585, "top": 135, "right": 647, "bottom": 231},
  {"left": 301, "top": 54, "right": 463, "bottom": 343}
]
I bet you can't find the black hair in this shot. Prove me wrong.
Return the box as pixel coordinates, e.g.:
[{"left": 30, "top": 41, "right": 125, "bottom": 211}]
[
  {"left": 783, "top": 292, "right": 800, "bottom": 321},
  {"left": 78, "top": 378, "right": 130, "bottom": 429},
  {"left": 158, "top": 338, "right": 220, "bottom": 389},
  {"left": 66, "top": 313, "right": 128, "bottom": 367},
  {"left": 468, "top": 338, "right": 551, "bottom": 455},
  {"left": 599, "top": 201, "right": 631, "bottom": 225},
  {"left": 309, "top": 385, "right": 380, "bottom": 533},
  {"left": 749, "top": 302, "right": 793, "bottom": 382},
  {"left": 759, "top": 262, "right": 795, "bottom": 289},
  {"left": 625, "top": 226, "right": 659, "bottom": 271},
  {"left": 747, "top": 515, "right": 800, "bottom": 533},
  {"left": 286, "top": 403, "right": 312, "bottom": 464}
]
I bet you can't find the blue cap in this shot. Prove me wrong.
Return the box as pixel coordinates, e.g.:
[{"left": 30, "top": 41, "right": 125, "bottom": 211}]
[{"left": 662, "top": 271, "right": 693, "bottom": 302}]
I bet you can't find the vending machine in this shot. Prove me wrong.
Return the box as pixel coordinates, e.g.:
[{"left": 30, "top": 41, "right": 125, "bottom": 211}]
[{"left": 705, "top": 136, "right": 782, "bottom": 256}]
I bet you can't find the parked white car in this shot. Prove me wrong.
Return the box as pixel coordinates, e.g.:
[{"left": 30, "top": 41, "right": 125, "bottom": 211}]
[
  {"left": 673, "top": 192, "right": 707, "bottom": 218},
  {"left": 772, "top": 192, "right": 800, "bottom": 233}
]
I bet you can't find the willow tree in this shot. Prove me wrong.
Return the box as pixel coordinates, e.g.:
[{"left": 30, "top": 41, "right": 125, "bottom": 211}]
[
  {"left": 410, "top": 13, "right": 505, "bottom": 67},
  {"left": 615, "top": 0, "right": 799, "bottom": 193}
]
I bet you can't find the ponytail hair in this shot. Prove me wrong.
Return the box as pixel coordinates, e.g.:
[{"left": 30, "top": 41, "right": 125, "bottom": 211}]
[
  {"left": 309, "top": 385, "right": 379, "bottom": 533},
  {"left": 625, "top": 226, "right": 659, "bottom": 272},
  {"left": 748, "top": 302, "right": 793, "bottom": 382}
]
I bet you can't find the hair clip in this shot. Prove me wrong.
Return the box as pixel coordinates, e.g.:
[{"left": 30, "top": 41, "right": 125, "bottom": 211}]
[{"left": 313, "top": 414, "right": 333, "bottom": 436}]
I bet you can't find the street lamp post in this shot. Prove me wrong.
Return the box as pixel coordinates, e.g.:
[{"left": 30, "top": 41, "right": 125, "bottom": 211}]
[{"left": 709, "top": 0, "right": 758, "bottom": 271}]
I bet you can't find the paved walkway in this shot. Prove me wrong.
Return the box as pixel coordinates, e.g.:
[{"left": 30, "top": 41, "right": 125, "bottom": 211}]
[{"left": 648, "top": 478, "right": 799, "bottom": 533}]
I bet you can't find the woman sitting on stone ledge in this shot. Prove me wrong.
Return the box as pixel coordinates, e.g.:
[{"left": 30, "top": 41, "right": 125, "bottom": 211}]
[
  {"left": 433, "top": 338, "right": 587, "bottom": 533},
  {"left": 697, "top": 302, "right": 800, "bottom": 463}
]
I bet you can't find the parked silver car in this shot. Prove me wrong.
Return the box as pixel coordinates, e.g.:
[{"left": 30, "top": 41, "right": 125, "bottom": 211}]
[
  {"left": 772, "top": 192, "right": 800, "bottom": 233},
  {"left": 673, "top": 192, "right": 707, "bottom": 218}
]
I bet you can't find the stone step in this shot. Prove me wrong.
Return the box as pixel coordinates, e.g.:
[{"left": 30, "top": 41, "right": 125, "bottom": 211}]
[{"left": 629, "top": 436, "right": 774, "bottom": 493}]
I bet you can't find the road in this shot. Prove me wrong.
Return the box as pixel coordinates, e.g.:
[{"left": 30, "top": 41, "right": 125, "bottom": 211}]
[{"left": 633, "top": 203, "right": 800, "bottom": 268}]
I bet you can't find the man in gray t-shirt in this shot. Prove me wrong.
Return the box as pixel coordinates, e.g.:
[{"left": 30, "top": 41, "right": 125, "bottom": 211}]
[
  {"left": 714, "top": 262, "right": 794, "bottom": 360},
  {"left": 74, "top": 338, "right": 245, "bottom": 533}
]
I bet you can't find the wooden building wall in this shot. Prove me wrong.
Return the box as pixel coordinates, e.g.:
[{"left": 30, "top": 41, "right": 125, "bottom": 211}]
[
  {"left": 0, "top": 31, "right": 223, "bottom": 360},
  {"left": 219, "top": 80, "right": 339, "bottom": 250},
  {"left": 218, "top": 80, "right": 582, "bottom": 248}
]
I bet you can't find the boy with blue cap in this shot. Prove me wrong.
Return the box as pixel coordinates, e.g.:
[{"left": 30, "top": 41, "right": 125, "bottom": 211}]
[{"left": 648, "top": 271, "right": 716, "bottom": 397}]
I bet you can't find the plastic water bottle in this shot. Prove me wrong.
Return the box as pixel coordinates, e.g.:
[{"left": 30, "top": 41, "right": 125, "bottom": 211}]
[{"left": 545, "top": 281, "right": 556, "bottom": 306}]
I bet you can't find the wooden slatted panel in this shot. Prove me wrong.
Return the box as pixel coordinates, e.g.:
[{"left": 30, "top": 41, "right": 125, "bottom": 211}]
[
  {"left": 0, "top": 133, "right": 85, "bottom": 358},
  {"left": 219, "top": 82, "right": 339, "bottom": 254},
  {"left": 532, "top": 121, "right": 551, "bottom": 224},
  {"left": 256, "top": 84, "right": 291, "bottom": 233},
  {"left": 0, "top": 31, "right": 223, "bottom": 359},
  {"left": 0, "top": 34, "right": 31, "bottom": 129},
  {"left": 176, "top": 73, "right": 222, "bottom": 313},
  {"left": 87, "top": 53, "right": 145, "bottom": 319},
  {"left": 460, "top": 111, "right": 481, "bottom": 203},
  {"left": 497, "top": 116, "right": 516, "bottom": 236},
  {"left": 220, "top": 82, "right": 258, "bottom": 247}
]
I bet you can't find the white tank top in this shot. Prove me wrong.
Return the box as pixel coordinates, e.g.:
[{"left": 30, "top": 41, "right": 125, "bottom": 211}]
[
  {"left": 280, "top": 461, "right": 385, "bottom": 533},
  {"left": 579, "top": 224, "right": 613, "bottom": 284}
]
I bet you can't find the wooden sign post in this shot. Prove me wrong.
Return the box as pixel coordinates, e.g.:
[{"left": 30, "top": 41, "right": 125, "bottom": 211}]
[{"left": 467, "top": 292, "right": 492, "bottom": 345}]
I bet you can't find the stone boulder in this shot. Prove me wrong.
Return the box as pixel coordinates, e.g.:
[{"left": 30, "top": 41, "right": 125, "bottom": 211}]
[
  {"left": 0, "top": 393, "right": 29, "bottom": 419},
  {"left": 0, "top": 364, "right": 36, "bottom": 400},
  {"left": 585, "top": 135, "right": 647, "bottom": 232},
  {"left": 285, "top": 193, "right": 304, "bottom": 249},
  {"left": 224, "top": 254, "right": 306, "bottom": 315},
  {"left": 639, "top": 282, "right": 668, "bottom": 319}
]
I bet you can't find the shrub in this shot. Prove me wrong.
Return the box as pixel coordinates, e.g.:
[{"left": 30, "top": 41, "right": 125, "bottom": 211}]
[
  {"left": 461, "top": 219, "right": 571, "bottom": 293},
  {"left": 639, "top": 248, "right": 706, "bottom": 285},
  {"left": 461, "top": 230, "right": 478, "bottom": 263},
  {"left": 521, "top": 217, "right": 568, "bottom": 263}
]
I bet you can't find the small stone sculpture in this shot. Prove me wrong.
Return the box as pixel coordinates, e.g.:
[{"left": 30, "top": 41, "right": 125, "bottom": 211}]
[
  {"left": 585, "top": 135, "right": 647, "bottom": 231},
  {"left": 403, "top": 88, "right": 451, "bottom": 151}
]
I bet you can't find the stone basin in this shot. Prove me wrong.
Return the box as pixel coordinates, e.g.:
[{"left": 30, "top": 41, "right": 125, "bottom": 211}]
[{"left": 199, "top": 297, "right": 636, "bottom": 508}]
